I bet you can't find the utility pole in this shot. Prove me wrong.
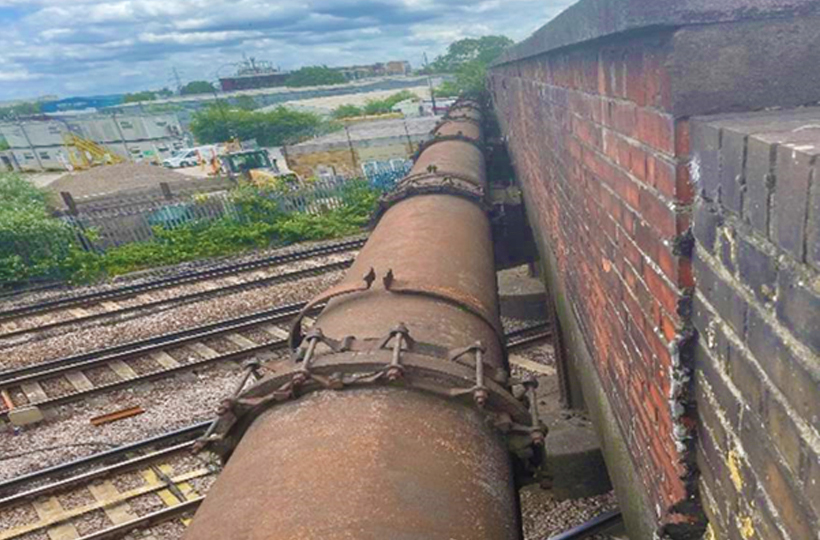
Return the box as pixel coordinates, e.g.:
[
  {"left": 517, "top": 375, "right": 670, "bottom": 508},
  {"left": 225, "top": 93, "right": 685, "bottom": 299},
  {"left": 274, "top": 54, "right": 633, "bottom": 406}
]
[
  {"left": 344, "top": 126, "right": 358, "bottom": 173},
  {"left": 172, "top": 67, "right": 183, "bottom": 94},
  {"left": 403, "top": 119, "right": 413, "bottom": 155},
  {"left": 423, "top": 52, "right": 437, "bottom": 115}
]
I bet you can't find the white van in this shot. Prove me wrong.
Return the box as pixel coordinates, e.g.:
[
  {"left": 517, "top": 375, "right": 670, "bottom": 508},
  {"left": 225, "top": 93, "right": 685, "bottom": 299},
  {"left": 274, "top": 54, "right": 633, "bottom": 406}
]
[{"left": 162, "top": 146, "right": 217, "bottom": 168}]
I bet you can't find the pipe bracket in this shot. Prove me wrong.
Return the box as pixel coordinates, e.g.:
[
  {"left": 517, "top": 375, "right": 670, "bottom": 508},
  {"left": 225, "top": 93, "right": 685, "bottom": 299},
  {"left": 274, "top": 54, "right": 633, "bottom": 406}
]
[{"left": 197, "top": 326, "right": 547, "bottom": 482}]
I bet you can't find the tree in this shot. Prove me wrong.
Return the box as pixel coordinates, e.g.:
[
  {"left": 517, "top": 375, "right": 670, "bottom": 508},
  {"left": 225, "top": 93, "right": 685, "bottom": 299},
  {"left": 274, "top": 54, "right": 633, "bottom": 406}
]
[
  {"left": 331, "top": 90, "right": 419, "bottom": 118},
  {"left": 0, "top": 174, "right": 74, "bottom": 283},
  {"left": 233, "top": 95, "right": 258, "bottom": 111},
  {"left": 429, "top": 35, "right": 513, "bottom": 73},
  {"left": 0, "top": 101, "right": 42, "bottom": 121},
  {"left": 433, "top": 81, "right": 460, "bottom": 98},
  {"left": 426, "top": 35, "right": 513, "bottom": 98},
  {"left": 180, "top": 80, "right": 216, "bottom": 95},
  {"left": 286, "top": 66, "right": 347, "bottom": 87},
  {"left": 123, "top": 91, "right": 157, "bottom": 103},
  {"left": 190, "top": 106, "right": 325, "bottom": 147}
]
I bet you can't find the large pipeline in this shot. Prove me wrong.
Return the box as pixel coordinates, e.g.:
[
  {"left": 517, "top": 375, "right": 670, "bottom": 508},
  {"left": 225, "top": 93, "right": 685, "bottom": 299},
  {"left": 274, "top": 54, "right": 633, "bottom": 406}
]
[{"left": 185, "top": 100, "right": 545, "bottom": 540}]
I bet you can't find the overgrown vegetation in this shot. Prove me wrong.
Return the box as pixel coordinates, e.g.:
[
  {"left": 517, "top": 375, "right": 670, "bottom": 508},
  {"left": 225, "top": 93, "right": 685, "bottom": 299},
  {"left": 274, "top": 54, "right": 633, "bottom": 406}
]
[
  {"left": 426, "top": 35, "right": 513, "bottom": 97},
  {"left": 0, "top": 101, "right": 42, "bottom": 120},
  {"left": 123, "top": 90, "right": 157, "bottom": 103},
  {"left": 0, "top": 175, "right": 74, "bottom": 284},
  {"left": 180, "top": 80, "right": 217, "bottom": 95},
  {"left": 433, "top": 81, "right": 460, "bottom": 98},
  {"left": 330, "top": 90, "right": 418, "bottom": 119},
  {"left": 0, "top": 174, "right": 380, "bottom": 286},
  {"left": 190, "top": 105, "right": 329, "bottom": 146},
  {"left": 285, "top": 66, "right": 347, "bottom": 87}
]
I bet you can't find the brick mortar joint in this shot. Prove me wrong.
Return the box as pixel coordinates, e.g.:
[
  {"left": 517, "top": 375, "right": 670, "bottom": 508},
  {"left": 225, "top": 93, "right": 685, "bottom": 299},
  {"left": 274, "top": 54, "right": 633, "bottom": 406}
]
[
  {"left": 696, "top": 374, "right": 796, "bottom": 540},
  {"left": 695, "top": 208, "right": 820, "bottom": 378},
  {"left": 693, "top": 277, "right": 820, "bottom": 452},
  {"left": 572, "top": 126, "right": 693, "bottom": 214},
  {"left": 704, "top": 188, "right": 820, "bottom": 281},
  {"left": 496, "top": 92, "right": 707, "bottom": 537}
]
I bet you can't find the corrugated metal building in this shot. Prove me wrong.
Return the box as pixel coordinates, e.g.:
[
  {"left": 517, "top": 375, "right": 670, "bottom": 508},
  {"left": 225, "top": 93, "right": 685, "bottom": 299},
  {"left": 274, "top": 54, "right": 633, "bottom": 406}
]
[{"left": 0, "top": 114, "right": 187, "bottom": 171}]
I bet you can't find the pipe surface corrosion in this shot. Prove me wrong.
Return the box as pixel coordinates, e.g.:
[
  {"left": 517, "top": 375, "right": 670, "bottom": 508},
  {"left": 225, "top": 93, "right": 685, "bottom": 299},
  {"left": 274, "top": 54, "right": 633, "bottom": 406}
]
[{"left": 185, "top": 99, "right": 544, "bottom": 540}]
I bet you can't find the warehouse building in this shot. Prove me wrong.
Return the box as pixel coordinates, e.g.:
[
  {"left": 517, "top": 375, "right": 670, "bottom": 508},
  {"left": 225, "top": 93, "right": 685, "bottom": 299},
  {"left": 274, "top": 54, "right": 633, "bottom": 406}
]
[{"left": 0, "top": 114, "right": 188, "bottom": 171}]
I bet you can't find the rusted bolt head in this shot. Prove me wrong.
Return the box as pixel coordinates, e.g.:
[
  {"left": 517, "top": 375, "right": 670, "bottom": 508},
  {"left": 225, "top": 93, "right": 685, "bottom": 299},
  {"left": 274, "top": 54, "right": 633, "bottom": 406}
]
[
  {"left": 473, "top": 389, "right": 489, "bottom": 408},
  {"left": 386, "top": 366, "right": 404, "bottom": 382},
  {"left": 216, "top": 399, "right": 233, "bottom": 415}
]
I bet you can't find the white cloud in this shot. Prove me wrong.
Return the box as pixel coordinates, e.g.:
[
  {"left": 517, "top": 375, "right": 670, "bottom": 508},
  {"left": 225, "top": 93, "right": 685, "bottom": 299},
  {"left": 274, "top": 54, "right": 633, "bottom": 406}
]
[
  {"left": 0, "top": 69, "right": 40, "bottom": 81},
  {"left": 0, "top": 0, "right": 572, "bottom": 99}
]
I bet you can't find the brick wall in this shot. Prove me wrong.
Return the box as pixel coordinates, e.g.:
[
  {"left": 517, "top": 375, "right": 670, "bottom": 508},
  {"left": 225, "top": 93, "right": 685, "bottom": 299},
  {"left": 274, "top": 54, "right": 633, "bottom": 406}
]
[
  {"left": 490, "top": 29, "right": 700, "bottom": 536},
  {"left": 690, "top": 112, "right": 820, "bottom": 539}
]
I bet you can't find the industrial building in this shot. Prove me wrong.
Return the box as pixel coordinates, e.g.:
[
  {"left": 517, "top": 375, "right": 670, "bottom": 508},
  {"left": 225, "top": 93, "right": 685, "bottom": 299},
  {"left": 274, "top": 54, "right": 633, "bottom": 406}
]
[
  {"left": 218, "top": 58, "right": 289, "bottom": 92},
  {"left": 335, "top": 60, "right": 411, "bottom": 80},
  {"left": 284, "top": 115, "right": 439, "bottom": 179},
  {"left": 0, "top": 114, "right": 188, "bottom": 171}
]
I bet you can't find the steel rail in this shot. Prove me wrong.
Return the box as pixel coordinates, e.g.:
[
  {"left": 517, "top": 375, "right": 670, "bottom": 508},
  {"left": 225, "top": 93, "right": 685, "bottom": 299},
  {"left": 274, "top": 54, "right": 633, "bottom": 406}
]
[
  {"left": 0, "top": 258, "right": 354, "bottom": 340},
  {"left": 0, "top": 440, "right": 199, "bottom": 506},
  {"left": 0, "top": 421, "right": 211, "bottom": 494},
  {"left": 0, "top": 337, "right": 290, "bottom": 422},
  {"left": 0, "top": 324, "right": 552, "bottom": 496},
  {"left": 547, "top": 509, "right": 623, "bottom": 540},
  {"left": 2, "top": 322, "right": 550, "bottom": 421},
  {"left": 0, "top": 301, "right": 315, "bottom": 386},
  {"left": 0, "top": 237, "right": 365, "bottom": 321},
  {"left": 75, "top": 498, "right": 203, "bottom": 540}
]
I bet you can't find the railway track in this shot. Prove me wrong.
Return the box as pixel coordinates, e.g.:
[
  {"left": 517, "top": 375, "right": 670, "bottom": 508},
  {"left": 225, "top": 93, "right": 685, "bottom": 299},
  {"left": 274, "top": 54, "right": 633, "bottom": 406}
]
[
  {"left": 0, "top": 300, "right": 322, "bottom": 421},
  {"left": 0, "top": 238, "right": 364, "bottom": 341},
  {"left": 0, "top": 325, "right": 551, "bottom": 540},
  {"left": 0, "top": 315, "right": 551, "bottom": 422},
  {"left": 0, "top": 423, "right": 215, "bottom": 540}
]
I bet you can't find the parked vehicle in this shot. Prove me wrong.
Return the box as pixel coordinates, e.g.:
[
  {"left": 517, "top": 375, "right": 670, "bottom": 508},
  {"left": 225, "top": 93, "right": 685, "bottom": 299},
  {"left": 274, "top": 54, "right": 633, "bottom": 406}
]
[
  {"left": 219, "top": 149, "right": 301, "bottom": 187},
  {"left": 162, "top": 146, "right": 217, "bottom": 168}
]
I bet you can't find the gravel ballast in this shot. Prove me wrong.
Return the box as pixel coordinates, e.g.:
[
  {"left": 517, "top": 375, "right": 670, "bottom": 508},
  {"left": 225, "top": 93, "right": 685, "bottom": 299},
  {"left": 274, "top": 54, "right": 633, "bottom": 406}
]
[{"left": 0, "top": 260, "right": 624, "bottom": 540}]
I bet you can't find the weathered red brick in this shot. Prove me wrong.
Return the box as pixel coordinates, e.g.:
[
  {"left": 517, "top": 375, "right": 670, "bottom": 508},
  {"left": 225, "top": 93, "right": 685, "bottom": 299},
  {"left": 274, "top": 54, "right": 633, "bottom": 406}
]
[
  {"left": 646, "top": 153, "right": 677, "bottom": 199},
  {"left": 638, "top": 188, "right": 678, "bottom": 238},
  {"left": 644, "top": 263, "right": 681, "bottom": 319},
  {"left": 636, "top": 108, "right": 675, "bottom": 154}
]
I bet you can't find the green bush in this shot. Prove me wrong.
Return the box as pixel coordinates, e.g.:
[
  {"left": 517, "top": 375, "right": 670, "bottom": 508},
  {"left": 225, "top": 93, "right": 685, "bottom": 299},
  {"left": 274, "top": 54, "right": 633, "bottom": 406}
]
[
  {"left": 190, "top": 106, "right": 326, "bottom": 147},
  {"left": 332, "top": 90, "right": 419, "bottom": 119},
  {"left": 0, "top": 174, "right": 380, "bottom": 286},
  {"left": 0, "top": 174, "right": 76, "bottom": 283}
]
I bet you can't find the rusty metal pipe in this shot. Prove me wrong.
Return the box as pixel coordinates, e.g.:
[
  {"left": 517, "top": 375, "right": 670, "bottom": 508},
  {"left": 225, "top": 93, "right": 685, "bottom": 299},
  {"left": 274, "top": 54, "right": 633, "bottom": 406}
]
[{"left": 184, "top": 103, "right": 524, "bottom": 540}]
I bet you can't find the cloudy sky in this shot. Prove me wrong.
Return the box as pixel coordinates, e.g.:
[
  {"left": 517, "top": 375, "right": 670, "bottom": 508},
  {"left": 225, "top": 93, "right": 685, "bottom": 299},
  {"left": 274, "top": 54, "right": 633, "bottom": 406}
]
[{"left": 0, "top": 0, "right": 573, "bottom": 101}]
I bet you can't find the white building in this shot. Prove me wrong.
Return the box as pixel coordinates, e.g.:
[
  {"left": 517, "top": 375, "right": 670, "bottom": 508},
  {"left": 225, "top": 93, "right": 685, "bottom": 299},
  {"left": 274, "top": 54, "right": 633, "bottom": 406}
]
[{"left": 0, "top": 114, "right": 188, "bottom": 171}]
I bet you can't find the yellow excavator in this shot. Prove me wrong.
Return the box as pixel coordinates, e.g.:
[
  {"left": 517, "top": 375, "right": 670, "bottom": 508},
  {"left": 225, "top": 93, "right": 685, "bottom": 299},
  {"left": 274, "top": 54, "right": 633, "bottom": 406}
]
[
  {"left": 62, "top": 133, "right": 125, "bottom": 170},
  {"left": 219, "top": 148, "right": 300, "bottom": 188}
]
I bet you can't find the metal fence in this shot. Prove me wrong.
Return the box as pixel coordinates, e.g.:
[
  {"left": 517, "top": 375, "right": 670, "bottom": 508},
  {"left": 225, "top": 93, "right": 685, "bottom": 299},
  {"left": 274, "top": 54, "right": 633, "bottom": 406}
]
[{"left": 61, "top": 172, "right": 405, "bottom": 251}]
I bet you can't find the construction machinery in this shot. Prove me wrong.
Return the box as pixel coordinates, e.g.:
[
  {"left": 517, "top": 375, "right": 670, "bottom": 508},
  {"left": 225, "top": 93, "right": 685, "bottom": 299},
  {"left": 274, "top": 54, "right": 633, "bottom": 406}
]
[
  {"left": 219, "top": 148, "right": 300, "bottom": 187},
  {"left": 61, "top": 132, "right": 125, "bottom": 170}
]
